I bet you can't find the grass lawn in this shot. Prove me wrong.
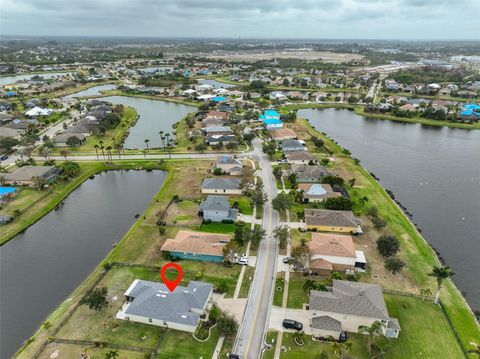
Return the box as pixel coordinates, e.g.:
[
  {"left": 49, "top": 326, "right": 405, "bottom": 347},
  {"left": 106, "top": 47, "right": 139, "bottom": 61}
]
[
  {"left": 385, "top": 294, "right": 464, "bottom": 358},
  {"left": 38, "top": 343, "right": 147, "bottom": 359},
  {"left": 286, "top": 273, "right": 309, "bottom": 309},
  {"left": 239, "top": 266, "right": 255, "bottom": 298},
  {"left": 280, "top": 333, "right": 370, "bottom": 359},
  {"left": 197, "top": 221, "right": 236, "bottom": 234},
  {"left": 230, "top": 196, "right": 254, "bottom": 216},
  {"left": 273, "top": 276, "right": 285, "bottom": 307},
  {"left": 263, "top": 331, "right": 278, "bottom": 359},
  {"left": 156, "top": 328, "right": 220, "bottom": 359}
]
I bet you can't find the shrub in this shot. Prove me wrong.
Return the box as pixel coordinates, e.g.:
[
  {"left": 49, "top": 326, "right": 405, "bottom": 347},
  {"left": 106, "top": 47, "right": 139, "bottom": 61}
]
[
  {"left": 377, "top": 235, "right": 400, "bottom": 258},
  {"left": 324, "top": 197, "right": 353, "bottom": 211},
  {"left": 372, "top": 216, "right": 387, "bottom": 229},
  {"left": 385, "top": 257, "right": 405, "bottom": 274}
]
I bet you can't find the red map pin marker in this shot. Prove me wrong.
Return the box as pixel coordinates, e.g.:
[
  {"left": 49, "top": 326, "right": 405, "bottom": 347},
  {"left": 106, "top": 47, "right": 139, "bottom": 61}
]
[{"left": 160, "top": 262, "right": 183, "bottom": 292}]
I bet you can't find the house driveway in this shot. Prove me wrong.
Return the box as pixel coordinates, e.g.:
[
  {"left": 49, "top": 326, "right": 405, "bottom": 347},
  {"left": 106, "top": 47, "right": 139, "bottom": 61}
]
[
  {"left": 277, "top": 255, "right": 292, "bottom": 272},
  {"left": 280, "top": 221, "right": 306, "bottom": 229},
  {"left": 212, "top": 295, "right": 248, "bottom": 323},
  {"left": 269, "top": 306, "right": 312, "bottom": 334}
]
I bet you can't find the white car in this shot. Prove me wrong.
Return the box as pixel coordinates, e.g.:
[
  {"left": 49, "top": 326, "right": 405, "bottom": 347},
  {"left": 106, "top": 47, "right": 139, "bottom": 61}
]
[{"left": 237, "top": 257, "right": 249, "bottom": 265}]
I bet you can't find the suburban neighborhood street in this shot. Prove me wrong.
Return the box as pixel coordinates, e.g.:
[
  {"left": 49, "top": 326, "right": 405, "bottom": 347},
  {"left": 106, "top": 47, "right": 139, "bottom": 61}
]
[{"left": 234, "top": 139, "right": 279, "bottom": 359}]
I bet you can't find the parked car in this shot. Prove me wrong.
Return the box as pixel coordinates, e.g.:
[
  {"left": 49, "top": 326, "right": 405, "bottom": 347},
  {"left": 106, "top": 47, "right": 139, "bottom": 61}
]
[
  {"left": 0, "top": 155, "right": 8, "bottom": 161},
  {"left": 283, "top": 256, "right": 291, "bottom": 264},
  {"left": 282, "top": 319, "right": 303, "bottom": 331},
  {"left": 237, "top": 257, "right": 248, "bottom": 265}
]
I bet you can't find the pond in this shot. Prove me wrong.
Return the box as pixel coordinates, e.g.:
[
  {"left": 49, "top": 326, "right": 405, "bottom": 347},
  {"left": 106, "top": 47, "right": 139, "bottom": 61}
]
[
  {"left": 65, "top": 83, "right": 117, "bottom": 98},
  {"left": 299, "top": 108, "right": 480, "bottom": 310},
  {"left": 100, "top": 96, "right": 196, "bottom": 149},
  {"left": 0, "top": 72, "right": 78, "bottom": 86},
  {"left": 0, "top": 170, "right": 167, "bottom": 358}
]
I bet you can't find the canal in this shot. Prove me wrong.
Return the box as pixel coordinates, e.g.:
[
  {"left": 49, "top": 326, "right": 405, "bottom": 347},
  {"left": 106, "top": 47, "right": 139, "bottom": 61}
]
[
  {"left": 299, "top": 108, "right": 480, "bottom": 310},
  {"left": 0, "top": 170, "right": 167, "bottom": 358}
]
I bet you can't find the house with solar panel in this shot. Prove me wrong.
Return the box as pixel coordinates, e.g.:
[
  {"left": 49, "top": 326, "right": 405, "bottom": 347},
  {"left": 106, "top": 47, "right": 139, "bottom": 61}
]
[{"left": 116, "top": 279, "right": 213, "bottom": 332}]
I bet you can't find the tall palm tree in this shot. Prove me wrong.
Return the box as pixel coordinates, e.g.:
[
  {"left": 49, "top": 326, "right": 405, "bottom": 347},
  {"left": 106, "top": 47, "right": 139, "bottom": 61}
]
[
  {"left": 359, "top": 321, "right": 384, "bottom": 353},
  {"left": 428, "top": 265, "right": 455, "bottom": 304},
  {"left": 159, "top": 130, "right": 165, "bottom": 149},
  {"left": 106, "top": 146, "right": 113, "bottom": 160},
  {"left": 100, "top": 145, "right": 105, "bottom": 159},
  {"left": 94, "top": 144, "right": 99, "bottom": 159},
  {"left": 144, "top": 138, "right": 150, "bottom": 153}
]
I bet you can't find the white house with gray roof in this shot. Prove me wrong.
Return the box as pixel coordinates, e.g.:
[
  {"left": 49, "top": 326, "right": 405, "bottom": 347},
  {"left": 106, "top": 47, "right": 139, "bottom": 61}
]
[
  {"left": 116, "top": 279, "right": 213, "bottom": 333},
  {"left": 198, "top": 195, "right": 238, "bottom": 222},
  {"left": 309, "top": 280, "right": 400, "bottom": 340},
  {"left": 202, "top": 177, "right": 242, "bottom": 195}
]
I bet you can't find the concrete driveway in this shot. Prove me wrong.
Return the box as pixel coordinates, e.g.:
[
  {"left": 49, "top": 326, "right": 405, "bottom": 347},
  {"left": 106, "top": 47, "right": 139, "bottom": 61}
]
[{"left": 269, "top": 306, "right": 312, "bottom": 334}]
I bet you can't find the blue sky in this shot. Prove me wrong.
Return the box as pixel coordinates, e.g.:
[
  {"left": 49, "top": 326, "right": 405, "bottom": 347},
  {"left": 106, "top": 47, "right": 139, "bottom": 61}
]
[{"left": 1, "top": 0, "right": 479, "bottom": 39}]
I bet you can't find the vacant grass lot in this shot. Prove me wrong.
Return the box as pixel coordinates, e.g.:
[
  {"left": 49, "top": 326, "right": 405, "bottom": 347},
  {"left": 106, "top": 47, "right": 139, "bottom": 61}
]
[{"left": 38, "top": 343, "right": 147, "bottom": 359}]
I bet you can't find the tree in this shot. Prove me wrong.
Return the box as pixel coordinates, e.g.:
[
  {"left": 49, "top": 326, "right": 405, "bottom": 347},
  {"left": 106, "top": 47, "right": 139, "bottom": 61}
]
[
  {"left": 60, "top": 161, "right": 81, "bottom": 178},
  {"left": 323, "top": 175, "right": 345, "bottom": 187},
  {"left": 32, "top": 176, "right": 47, "bottom": 191},
  {"left": 144, "top": 138, "right": 150, "bottom": 153},
  {"left": 359, "top": 321, "right": 384, "bottom": 353},
  {"left": 223, "top": 241, "right": 241, "bottom": 263},
  {"left": 251, "top": 226, "right": 266, "bottom": 247},
  {"left": 273, "top": 225, "right": 290, "bottom": 249},
  {"left": 385, "top": 257, "right": 405, "bottom": 274},
  {"left": 250, "top": 180, "right": 267, "bottom": 208},
  {"left": 80, "top": 287, "right": 109, "bottom": 311},
  {"left": 428, "top": 266, "right": 455, "bottom": 304},
  {"left": 104, "top": 350, "right": 119, "bottom": 359},
  {"left": 324, "top": 197, "right": 353, "bottom": 211},
  {"left": 234, "top": 226, "right": 245, "bottom": 246},
  {"left": 94, "top": 144, "right": 100, "bottom": 159},
  {"left": 66, "top": 136, "right": 82, "bottom": 147},
  {"left": 195, "top": 142, "right": 207, "bottom": 152},
  {"left": 468, "top": 343, "right": 480, "bottom": 359},
  {"left": 303, "top": 279, "right": 316, "bottom": 293},
  {"left": 347, "top": 178, "right": 356, "bottom": 187},
  {"left": 287, "top": 173, "right": 297, "bottom": 188},
  {"left": 60, "top": 149, "right": 69, "bottom": 160},
  {"left": 376, "top": 235, "right": 400, "bottom": 258},
  {"left": 272, "top": 192, "right": 292, "bottom": 212},
  {"left": 213, "top": 167, "right": 223, "bottom": 176},
  {"left": 272, "top": 166, "right": 283, "bottom": 180},
  {"left": 0, "top": 137, "right": 19, "bottom": 153},
  {"left": 262, "top": 141, "right": 276, "bottom": 158},
  {"left": 217, "top": 312, "right": 238, "bottom": 338},
  {"left": 292, "top": 245, "right": 311, "bottom": 271}
]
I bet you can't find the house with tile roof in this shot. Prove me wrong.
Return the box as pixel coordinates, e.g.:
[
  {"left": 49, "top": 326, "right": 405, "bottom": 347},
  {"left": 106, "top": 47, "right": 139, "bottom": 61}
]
[
  {"left": 116, "top": 279, "right": 213, "bottom": 332},
  {"left": 309, "top": 280, "right": 400, "bottom": 339},
  {"left": 161, "top": 230, "right": 230, "bottom": 263}
]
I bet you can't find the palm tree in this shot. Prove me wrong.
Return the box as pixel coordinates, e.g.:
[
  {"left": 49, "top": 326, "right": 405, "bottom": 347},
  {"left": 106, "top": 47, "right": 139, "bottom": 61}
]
[
  {"left": 94, "top": 144, "right": 99, "bottom": 159},
  {"left": 144, "top": 138, "right": 150, "bottom": 153},
  {"left": 359, "top": 321, "right": 384, "bottom": 353},
  {"left": 104, "top": 350, "right": 119, "bottom": 359},
  {"left": 60, "top": 150, "right": 69, "bottom": 160},
  {"left": 428, "top": 265, "right": 455, "bottom": 304},
  {"left": 106, "top": 146, "right": 113, "bottom": 160},
  {"left": 303, "top": 279, "right": 316, "bottom": 293},
  {"left": 159, "top": 130, "right": 165, "bottom": 149},
  {"left": 100, "top": 145, "right": 105, "bottom": 159}
]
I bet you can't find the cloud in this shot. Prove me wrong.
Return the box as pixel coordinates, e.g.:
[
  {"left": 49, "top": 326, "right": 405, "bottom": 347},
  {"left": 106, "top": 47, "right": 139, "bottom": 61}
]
[{"left": 1, "top": 0, "right": 479, "bottom": 39}]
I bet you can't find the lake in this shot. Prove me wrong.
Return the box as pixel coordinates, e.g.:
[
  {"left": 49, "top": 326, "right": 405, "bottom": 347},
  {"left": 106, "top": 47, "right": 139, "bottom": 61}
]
[
  {"left": 65, "top": 83, "right": 117, "bottom": 98},
  {"left": 0, "top": 170, "right": 167, "bottom": 358},
  {"left": 100, "top": 96, "right": 196, "bottom": 149},
  {"left": 0, "top": 72, "right": 77, "bottom": 86},
  {"left": 299, "top": 108, "right": 480, "bottom": 310}
]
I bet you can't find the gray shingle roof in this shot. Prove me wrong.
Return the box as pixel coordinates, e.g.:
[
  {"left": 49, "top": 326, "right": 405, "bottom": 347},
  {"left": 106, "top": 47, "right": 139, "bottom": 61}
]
[
  {"left": 309, "top": 280, "right": 389, "bottom": 320},
  {"left": 305, "top": 209, "right": 362, "bottom": 228},
  {"left": 199, "top": 195, "right": 231, "bottom": 212},
  {"left": 311, "top": 315, "right": 342, "bottom": 332},
  {"left": 202, "top": 177, "right": 241, "bottom": 190},
  {"left": 123, "top": 280, "right": 212, "bottom": 326},
  {"left": 3, "top": 166, "right": 59, "bottom": 182}
]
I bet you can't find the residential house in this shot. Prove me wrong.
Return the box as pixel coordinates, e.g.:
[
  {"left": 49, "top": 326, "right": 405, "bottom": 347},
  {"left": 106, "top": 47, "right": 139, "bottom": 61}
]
[
  {"left": 161, "top": 230, "right": 231, "bottom": 262},
  {"left": 202, "top": 125, "right": 232, "bottom": 137},
  {"left": 201, "top": 177, "right": 242, "bottom": 194},
  {"left": 290, "top": 164, "right": 332, "bottom": 183},
  {"left": 0, "top": 126, "right": 22, "bottom": 139},
  {"left": 3, "top": 166, "right": 60, "bottom": 186},
  {"left": 309, "top": 280, "right": 400, "bottom": 339},
  {"left": 308, "top": 233, "right": 366, "bottom": 275},
  {"left": 285, "top": 151, "right": 317, "bottom": 165},
  {"left": 206, "top": 134, "right": 236, "bottom": 145},
  {"left": 260, "top": 109, "right": 283, "bottom": 130},
  {"left": 213, "top": 155, "right": 243, "bottom": 176},
  {"left": 278, "top": 139, "right": 306, "bottom": 152},
  {"left": 304, "top": 209, "right": 362, "bottom": 234},
  {"left": 198, "top": 195, "right": 238, "bottom": 222},
  {"left": 298, "top": 183, "right": 341, "bottom": 202},
  {"left": 116, "top": 279, "right": 212, "bottom": 333},
  {"left": 53, "top": 133, "right": 86, "bottom": 147},
  {"left": 269, "top": 128, "right": 297, "bottom": 141},
  {"left": 399, "top": 104, "right": 418, "bottom": 113},
  {"left": 25, "top": 106, "right": 53, "bottom": 117}
]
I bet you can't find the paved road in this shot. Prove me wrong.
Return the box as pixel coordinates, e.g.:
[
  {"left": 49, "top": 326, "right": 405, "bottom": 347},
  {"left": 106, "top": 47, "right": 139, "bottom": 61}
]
[{"left": 234, "top": 138, "right": 279, "bottom": 359}]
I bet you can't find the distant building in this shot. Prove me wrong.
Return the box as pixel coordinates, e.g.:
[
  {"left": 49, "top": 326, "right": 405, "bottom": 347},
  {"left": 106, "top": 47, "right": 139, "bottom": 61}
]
[{"left": 116, "top": 279, "right": 212, "bottom": 332}]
